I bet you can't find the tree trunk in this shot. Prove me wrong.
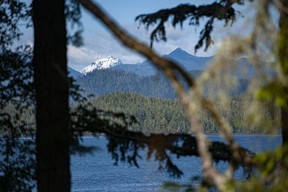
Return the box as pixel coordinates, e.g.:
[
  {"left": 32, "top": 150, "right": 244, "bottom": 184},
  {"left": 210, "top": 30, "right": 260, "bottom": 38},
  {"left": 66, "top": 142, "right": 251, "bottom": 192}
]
[
  {"left": 279, "top": 0, "right": 288, "bottom": 145},
  {"left": 282, "top": 108, "right": 288, "bottom": 144},
  {"left": 32, "top": 0, "right": 70, "bottom": 191}
]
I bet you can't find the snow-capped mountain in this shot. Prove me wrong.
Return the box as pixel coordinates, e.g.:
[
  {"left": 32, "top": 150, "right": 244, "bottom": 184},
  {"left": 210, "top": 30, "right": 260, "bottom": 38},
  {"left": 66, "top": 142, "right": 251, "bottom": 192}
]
[{"left": 80, "top": 56, "right": 122, "bottom": 74}]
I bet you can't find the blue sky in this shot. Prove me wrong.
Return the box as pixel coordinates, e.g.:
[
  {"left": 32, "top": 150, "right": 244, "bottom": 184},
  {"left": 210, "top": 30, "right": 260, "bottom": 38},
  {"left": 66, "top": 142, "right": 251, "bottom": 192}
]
[
  {"left": 20, "top": 0, "right": 253, "bottom": 71},
  {"left": 68, "top": 0, "right": 230, "bottom": 71}
]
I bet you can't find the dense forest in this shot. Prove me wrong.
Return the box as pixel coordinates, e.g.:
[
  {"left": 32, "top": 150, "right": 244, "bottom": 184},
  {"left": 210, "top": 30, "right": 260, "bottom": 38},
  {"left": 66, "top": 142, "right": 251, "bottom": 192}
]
[
  {"left": 2, "top": 91, "right": 278, "bottom": 136},
  {"left": 88, "top": 92, "right": 279, "bottom": 134}
]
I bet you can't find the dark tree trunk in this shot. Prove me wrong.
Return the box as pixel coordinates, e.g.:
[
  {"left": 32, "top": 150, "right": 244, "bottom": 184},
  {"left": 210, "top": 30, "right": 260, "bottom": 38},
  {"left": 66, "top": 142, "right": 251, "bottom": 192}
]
[
  {"left": 279, "top": 0, "right": 288, "bottom": 145},
  {"left": 282, "top": 108, "right": 288, "bottom": 144},
  {"left": 32, "top": 0, "right": 70, "bottom": 191}
]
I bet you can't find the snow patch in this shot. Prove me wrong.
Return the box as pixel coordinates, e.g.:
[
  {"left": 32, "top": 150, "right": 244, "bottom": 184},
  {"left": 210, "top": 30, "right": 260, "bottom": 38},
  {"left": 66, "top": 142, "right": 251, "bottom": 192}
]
[{"left": 80, "top": 56, "right": 122, "bottom": 74}]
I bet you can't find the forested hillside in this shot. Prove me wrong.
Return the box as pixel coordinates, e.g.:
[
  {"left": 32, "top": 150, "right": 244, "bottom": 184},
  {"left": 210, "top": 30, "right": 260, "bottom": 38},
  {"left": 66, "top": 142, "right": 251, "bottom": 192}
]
[
  {"left": 76, "top": 69, "right": 202, "bottom": 98},
  {"left": 89, "top": 92, "right": 278, "bottom": 134}
]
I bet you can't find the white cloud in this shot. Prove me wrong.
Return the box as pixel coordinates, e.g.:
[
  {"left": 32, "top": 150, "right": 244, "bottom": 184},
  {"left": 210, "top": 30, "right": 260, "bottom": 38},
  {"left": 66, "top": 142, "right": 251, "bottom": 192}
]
[
  {"left": 67, "top": 31, "right": 145, "bottom": 71},
  {"left": 69, "top": 16, "right": 219, "bottom": 71},
  {"left": 68, "top": 46, "right": 106, "bottom": 71}
]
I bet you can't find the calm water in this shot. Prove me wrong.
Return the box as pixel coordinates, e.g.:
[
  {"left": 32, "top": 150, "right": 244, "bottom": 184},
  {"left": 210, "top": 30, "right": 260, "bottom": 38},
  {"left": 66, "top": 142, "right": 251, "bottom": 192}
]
[{"left": 71, "top": 135, "right": 281, "bottom": 192}]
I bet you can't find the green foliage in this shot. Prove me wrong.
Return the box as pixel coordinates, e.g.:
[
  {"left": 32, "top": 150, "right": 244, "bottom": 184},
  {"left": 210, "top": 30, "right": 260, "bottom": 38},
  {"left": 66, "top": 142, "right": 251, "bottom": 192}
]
[
  {"left": 277, "top": 18, "right": 288, "bottom": 76},
  {"left": 257, "top": 80, "right": 288, "bottom": 108},
  {"left": 231, "top": 145, "right": 288, "bottom": 192}
]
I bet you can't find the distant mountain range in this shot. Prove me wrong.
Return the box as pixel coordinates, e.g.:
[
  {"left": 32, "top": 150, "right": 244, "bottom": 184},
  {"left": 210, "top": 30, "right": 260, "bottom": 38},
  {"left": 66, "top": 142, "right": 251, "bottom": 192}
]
[
  {"left": 72, "top": 48, "right": 253, "bottom": 98},
  {"left": 76, "top": 48, "right": 213, "bottom": 76},
  {"left": 113, "top": 48, "right": 212, "bottom": 76}
]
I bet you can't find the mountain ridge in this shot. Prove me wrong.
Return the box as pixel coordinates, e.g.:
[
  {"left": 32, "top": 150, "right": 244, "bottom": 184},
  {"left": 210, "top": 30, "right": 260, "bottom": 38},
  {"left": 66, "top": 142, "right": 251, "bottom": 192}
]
[
  {"left": 76, "top": 48, "right": 213, "bottom": 76},
  {"left": 112, "top": 48, "right": 213, "bottom": 76}
]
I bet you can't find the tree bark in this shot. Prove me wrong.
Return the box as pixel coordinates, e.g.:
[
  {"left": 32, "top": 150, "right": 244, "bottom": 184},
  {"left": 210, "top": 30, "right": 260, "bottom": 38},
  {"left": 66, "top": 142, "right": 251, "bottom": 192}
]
[
  {"left": 279, "top": 0, "right": 288, "bottom": 145},
  {"left": 32, "top": 0, "right": 70, "bottom": 191}
]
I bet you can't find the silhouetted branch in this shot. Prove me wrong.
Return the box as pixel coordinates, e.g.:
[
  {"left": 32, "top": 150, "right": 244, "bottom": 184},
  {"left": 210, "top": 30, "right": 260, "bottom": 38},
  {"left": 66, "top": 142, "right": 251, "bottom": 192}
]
[
  {"left": 79, "top": 0, "right": 254, "bottom": 189},
  {"left": 71, "top": 103, "right": 254, "bottom": 178},
  {"left": 135, "top": 2, "right": 238, "bottom": 51}
]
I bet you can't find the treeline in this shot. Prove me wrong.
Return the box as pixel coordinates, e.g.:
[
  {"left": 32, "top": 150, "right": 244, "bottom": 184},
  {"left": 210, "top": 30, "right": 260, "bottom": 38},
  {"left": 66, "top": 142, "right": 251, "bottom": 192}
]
[
  {"left": 2, "top": 92, "right": 279, "bottom": 135},
  {"left": 89, "top": 92, "right": 280, "bottom": 134}
]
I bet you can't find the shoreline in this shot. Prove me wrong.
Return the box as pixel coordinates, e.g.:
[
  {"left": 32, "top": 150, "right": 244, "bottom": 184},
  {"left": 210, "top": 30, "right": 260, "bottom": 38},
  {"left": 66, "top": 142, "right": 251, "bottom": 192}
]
[
  {"left": 77, "top": 133, "right": 282, "bottom": 139},
  {"left": 1, "top": 133, "right": 281, "bottom": 140}
]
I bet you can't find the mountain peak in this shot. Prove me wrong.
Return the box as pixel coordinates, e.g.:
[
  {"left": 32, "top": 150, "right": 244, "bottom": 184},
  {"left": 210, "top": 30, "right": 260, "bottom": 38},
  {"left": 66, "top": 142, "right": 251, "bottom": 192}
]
[
  {"left": 167, "top": 47, "right": 193, "bottom": 58},
  {"left": 174, "top": 47, "right": 185, "bottom": 52},
  {"left": 169, "top": 47, "right": 190, "bottom": 57},
  {"left": 165, "top": 47, "right": 212, "bottom": 71},
  {"left": 80, "top": 56, "right": 122, "bottom": 74}
]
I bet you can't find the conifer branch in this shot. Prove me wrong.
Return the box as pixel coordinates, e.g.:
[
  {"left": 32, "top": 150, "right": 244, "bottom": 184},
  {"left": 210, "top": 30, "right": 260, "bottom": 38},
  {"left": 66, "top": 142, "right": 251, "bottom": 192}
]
[{"left": 79, "top": 0, "right": 254, "bottom": 188}]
